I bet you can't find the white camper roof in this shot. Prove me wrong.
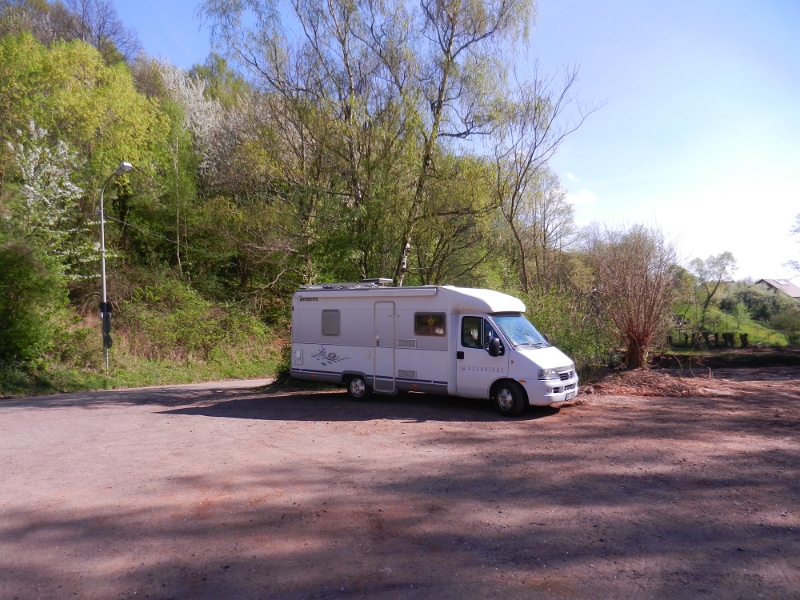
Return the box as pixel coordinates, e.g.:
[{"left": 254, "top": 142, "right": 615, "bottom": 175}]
[
  {"left": 439, "top": 286, "right": 526, "bottom": 313},
  {"left": 294, "top": 283, "right": 525, "bottom": 314}
]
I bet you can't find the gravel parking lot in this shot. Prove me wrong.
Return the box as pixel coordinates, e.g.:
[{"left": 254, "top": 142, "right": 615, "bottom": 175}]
[{"left": 1, "top": 372, "right": 798, "bottom": 599}]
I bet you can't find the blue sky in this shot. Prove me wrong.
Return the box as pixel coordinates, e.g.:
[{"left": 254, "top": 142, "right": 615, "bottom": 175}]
[{"left": 115, "top": 0, "right": 800, "bottom": 280}]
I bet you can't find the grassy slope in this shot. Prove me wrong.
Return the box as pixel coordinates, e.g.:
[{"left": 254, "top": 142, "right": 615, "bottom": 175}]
[{"left": 0, "top": 277, "right": 285, "bottom": 398}]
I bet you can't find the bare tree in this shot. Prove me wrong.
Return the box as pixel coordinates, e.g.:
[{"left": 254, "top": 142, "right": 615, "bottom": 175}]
[
  {"left": 518, "top": 170, "right": 577, "bottom": 289},
  {"left": 491, "top": 64, "right": 595, "bottom": 292},
  {"left": 588, "top": 224, "right": 678, "bottom": 369},
  {"left": 54, "top": 0, "right": 140, "bottom": 64},
  {"left": 0, "top": 0, "right": 57, "bottom": 43}
]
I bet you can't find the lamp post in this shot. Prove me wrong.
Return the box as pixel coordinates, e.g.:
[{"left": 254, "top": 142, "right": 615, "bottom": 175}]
[{"left": 99, "top": 161, "right": 133, "bottom": 372}]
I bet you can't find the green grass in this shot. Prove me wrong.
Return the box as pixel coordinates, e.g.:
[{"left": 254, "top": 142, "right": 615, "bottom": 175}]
[
  {"left": 672, "top": 305, "right": 790, "bottom": 348},
  {"left": 0, "top": 349, "right": 281, "bottom": 398}
]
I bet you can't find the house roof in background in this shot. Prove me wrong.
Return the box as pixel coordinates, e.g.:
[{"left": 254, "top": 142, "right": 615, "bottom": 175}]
[{"left": 757, "top": 279, "right": 800, "bottom": 299}]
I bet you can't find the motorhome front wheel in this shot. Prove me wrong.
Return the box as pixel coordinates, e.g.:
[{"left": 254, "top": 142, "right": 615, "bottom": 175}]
[{"left": 493, "top": 381, "right": 527, "bottom": 416}]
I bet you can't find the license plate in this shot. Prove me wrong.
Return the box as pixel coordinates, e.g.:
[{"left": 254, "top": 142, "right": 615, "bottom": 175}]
[{"left": 565, "top": 391, "right": 576, "bottom": 400}]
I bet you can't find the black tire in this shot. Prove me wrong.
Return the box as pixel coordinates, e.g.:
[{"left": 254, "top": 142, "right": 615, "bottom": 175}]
[
  {"left": 493, "top": 381, "right": 527, "bottom": 416},
  {"left": 346, "top": 375, "right": 372, "bottom": 401}
]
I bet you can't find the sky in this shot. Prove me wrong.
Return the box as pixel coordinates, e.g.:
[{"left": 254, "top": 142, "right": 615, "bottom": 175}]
[{"left": 114, "top": 0, "right": 800, "bottom": 281}]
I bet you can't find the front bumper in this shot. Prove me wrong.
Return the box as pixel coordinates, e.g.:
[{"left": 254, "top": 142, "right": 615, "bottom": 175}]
[{"left": 520, "top": 376, "right": 579, "bottom": 406}]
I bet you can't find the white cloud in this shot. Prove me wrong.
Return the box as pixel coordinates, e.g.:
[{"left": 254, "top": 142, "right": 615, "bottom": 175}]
[{"left": 565, "top": 189, "right": 597, "bottom": 206}]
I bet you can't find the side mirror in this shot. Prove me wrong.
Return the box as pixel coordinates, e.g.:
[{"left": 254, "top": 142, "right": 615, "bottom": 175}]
[{"left": 488, "top": 337, "right": 504, "bottom": 357}]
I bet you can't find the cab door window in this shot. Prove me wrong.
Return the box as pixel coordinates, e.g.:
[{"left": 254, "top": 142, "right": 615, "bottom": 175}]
[
  {"left": 461, "top": 316, "right": 483, "bottom": 348},
  {"left": 461, "top": 316, "right": 501, "bottom": 351},
  {"left": 483, "top": 320, "right": 500, "bottom": 351}
]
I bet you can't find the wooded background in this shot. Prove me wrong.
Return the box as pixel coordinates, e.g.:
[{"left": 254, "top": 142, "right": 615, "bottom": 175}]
[{"left": 1, "top": 0, "right": 797, "bottom": 393}]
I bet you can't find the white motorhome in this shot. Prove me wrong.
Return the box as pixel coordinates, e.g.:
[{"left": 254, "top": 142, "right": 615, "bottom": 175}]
[{"left": 290, "top": 280, "right": 578, "bottom": 416}]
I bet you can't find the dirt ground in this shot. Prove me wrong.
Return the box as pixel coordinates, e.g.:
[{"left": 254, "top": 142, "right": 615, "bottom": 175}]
[{"left": 1, "top": 369, "right": 798, "bottom": 600}]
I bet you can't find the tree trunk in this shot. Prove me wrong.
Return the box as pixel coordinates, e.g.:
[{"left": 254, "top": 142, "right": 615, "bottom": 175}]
[{"left": 625, "top": 335, "right": 648, "bottom": 369}]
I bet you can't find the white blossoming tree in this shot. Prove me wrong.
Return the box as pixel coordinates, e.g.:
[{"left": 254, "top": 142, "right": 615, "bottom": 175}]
[{"left": 6, "top": 122, "right": 96, "bottom": 277}]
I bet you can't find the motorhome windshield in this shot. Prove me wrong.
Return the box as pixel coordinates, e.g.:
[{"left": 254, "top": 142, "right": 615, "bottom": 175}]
[{"left": 492, "top": 314, "right": 549, "bottom": 348}]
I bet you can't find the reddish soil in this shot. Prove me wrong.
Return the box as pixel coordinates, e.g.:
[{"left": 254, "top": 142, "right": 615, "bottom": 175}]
[{"left": 1, "top": 371, "right": 798, "bottom": 599}]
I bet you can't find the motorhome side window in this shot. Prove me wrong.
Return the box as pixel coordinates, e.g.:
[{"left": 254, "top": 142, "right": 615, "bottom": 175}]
[
  {"left": 461, "top": 317, "right": 500, "bottom": 351},
  {"left": 321, "top": 310, "right": 340, "bottom": 336},
  {"left": 414, "top": 313, "right": 445, "bottom": 336}
]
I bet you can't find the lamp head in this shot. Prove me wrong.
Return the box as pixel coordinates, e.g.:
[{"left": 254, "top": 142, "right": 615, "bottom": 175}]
[{"left": 115, "top": 161, "right": 133, "bottom": 175}]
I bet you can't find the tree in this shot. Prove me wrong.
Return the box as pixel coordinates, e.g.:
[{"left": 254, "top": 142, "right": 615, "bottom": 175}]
[
  {"left": 720, "top": 280, "right": 795, "bottom": 322},
  {"left": 491, "top": 65, "right": 593, "bottom": 292},
  {"left": 497, "top": 167, "right": 577, "bottom": 292},
  {"left": 5, "top": 121, "right": 94, "bottom": 276},
  {"left": 732, "top": 301, "right": 749, "bottom": 330},
  {"left": 0, "top": 0, "right": 141, "bottom": 64},
  {"left": 0, "top": 241, "right": 66, "bottom": 362},
  {"left": 788, "top": 214, "right": 800, "bottom": 273},
  {"left": 587, "top": 224, "right": 678, "bottom": 369},
  {"left": 688, "top": 251, "right": 737, "bottom": 329},
  {"left": 190, "top": 53, "right": 251, "bottom": 109},
  {"left": 54, "top": 0, "right": 140, "bottom": 64},
  {"left": 0, "top": 32, "right": 168, "bottom": 191},
  {"left": 0, "top": 32, "right": 174, "bottom": 292},
  {"left": 386, "top": 0, "right": 535, "bottom": 285},
  {"left": 770, "top": 307, "right": 800, "bottom": 346},
  {"left": 200, "top": 0, "right": 418, "bottom": 285},
  {"left": 0, "top": 0, "right": 56, "bottom": 44}
]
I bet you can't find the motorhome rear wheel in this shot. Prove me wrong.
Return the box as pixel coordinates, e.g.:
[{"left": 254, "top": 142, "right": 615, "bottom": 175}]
[{"left": 346, "top": 375, "right": 372, "bottom": 401}]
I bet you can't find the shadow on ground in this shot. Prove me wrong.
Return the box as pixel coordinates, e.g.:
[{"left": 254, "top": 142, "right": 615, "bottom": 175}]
[
  {"left": 161, "top": 389, "right": 562, "bottom": 423},
  {"left": 0, "top": 379, "right": 563, "bottom": 422}
]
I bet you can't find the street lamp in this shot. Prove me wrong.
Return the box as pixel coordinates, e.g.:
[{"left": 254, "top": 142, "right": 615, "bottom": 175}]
[{"left": 99, "top": 161, "right": 133, "bottom": 372}]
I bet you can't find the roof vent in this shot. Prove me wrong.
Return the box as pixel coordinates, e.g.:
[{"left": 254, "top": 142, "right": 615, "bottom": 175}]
[{"left": 362, "top": 278, "right": 394, "bottom": 287}]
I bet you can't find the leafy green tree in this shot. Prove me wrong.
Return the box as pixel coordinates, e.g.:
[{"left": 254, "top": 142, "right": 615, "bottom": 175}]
[
  {"left": 200, "top": 0, "right": 537, "bottom": 287},
  {"left": 688, "top": 252, "right": 737, "bottom": 329},
  {"left": 385, "top": 0, "right": 536, "bottom": 285},
  {"left": 0, "top": 241, "right": 66, "bottom": 361},
  {"left": 770, "top": 308, "right": 800, "bottom": 346},
  {"left": 410, "top": 154, "right": 497, "bottom": 285},
  {"left": 190, "top": 53, "right": 250, "bottom": 109},
  {"left": 0, "top": 32, "right": 168, "bottom": 193},
  {"left": 732, "top": 301, "right": 750, "bottom": 330},
  {"left": 720, "top": 281, "right": 796, "bottom": 322},
  {"left": 200, "top": 0, "right": 418, "bottom": 285},
  {"left": 521, "top": 285, "right": 612, "bottom": 373}
]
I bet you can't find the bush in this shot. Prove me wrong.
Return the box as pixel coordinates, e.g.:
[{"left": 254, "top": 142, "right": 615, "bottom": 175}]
[
  {"left": 521, "top": 287, "right": 614, "bottom": 377},
  {"left": 0, "top": 242, "right": 66, "bottom": 362},
  {"left": 117, "top": 278, "right": 274, "bottom": 363},
  {"left": 770, "top": 309, "right": 800, "bottom": 347}
]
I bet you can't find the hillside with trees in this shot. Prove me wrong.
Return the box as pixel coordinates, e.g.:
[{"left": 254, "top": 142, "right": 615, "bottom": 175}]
[{"left": 1, "top": 0, "right": 798, "bottom": 395}]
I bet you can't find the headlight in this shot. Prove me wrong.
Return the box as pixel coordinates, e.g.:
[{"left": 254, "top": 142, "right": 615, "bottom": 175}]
[{"left": 538, "top": 368, "right": 559, "bottom": 380}]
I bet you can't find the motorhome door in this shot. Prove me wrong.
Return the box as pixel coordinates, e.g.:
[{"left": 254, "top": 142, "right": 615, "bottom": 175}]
[{"left": 373, "top": 301, "right": 396, "bottom": 393}]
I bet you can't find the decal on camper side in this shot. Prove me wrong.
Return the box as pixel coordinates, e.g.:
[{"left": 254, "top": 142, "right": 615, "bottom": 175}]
[
  {"left": 459, "top": 365, "right": 506, "bottom": 374},
  {"left": 312, "top": 346, "right": 350, "bottom": 366}
]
